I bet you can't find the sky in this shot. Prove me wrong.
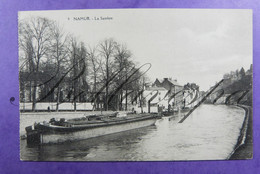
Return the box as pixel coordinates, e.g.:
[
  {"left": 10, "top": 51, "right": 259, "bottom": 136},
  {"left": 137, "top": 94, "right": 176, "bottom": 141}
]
[{"left": 19, "top": 9, "right": 252, "bottom": 91}]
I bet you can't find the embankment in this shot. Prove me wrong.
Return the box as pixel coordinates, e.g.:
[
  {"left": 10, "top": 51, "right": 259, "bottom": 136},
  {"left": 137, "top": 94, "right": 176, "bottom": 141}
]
[{"left": 228, "top": 105, "right": 253, "bottom": 160}]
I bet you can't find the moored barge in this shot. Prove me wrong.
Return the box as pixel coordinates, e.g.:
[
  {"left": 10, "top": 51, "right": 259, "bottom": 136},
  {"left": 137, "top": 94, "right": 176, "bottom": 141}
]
[{"left": 25, "top": 112, "right": 160, "bottom": 145}]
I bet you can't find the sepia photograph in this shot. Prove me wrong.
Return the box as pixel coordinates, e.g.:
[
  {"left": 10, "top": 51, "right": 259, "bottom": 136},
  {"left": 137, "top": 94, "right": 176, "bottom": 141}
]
[{"left": 18, "top": 9, "right": 252, "bottom": 161}]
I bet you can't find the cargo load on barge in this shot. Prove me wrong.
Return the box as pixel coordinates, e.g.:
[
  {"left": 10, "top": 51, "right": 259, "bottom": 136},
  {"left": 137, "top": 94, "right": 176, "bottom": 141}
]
[{"left": 25, "top": 112, "right": 160, "bottom": 145}]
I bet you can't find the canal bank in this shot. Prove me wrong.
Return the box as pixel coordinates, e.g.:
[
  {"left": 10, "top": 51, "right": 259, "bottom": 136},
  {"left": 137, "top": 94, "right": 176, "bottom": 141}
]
[{"left": 229, "top": 105, "right": 253, "bottom": 160}]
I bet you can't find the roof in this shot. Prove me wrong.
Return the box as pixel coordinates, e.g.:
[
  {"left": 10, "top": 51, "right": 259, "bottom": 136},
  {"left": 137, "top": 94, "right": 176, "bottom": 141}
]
[
  {"left": 166, "top": 79, "right": 182, "bottom": 87},
  {"left": 155, "top": 78, "right": 163, "bottom": 83},
  {"left": 153, "top": 78, "right": 183, "bottom": 88}
]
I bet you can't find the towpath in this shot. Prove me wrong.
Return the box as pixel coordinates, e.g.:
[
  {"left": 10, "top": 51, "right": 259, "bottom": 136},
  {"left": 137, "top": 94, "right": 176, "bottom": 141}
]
[{"left": 229, "top": 105, "right": 253, "bottom": 159}]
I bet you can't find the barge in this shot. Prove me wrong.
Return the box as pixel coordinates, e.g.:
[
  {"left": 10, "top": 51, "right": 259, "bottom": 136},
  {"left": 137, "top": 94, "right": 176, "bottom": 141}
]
[{"left": 25, "top": 112, "right": 160, "bottom": 145}]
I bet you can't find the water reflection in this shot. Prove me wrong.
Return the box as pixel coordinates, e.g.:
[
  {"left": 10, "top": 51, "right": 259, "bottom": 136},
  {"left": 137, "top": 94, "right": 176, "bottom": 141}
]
[{"left": 20, "top": 104, "right": 245, "bottom": 161}]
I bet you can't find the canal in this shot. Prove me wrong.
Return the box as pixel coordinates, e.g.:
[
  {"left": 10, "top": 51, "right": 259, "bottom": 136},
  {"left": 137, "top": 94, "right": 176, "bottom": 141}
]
[{"left": 20, "top": 104, "right": 245, "bottom": 161}]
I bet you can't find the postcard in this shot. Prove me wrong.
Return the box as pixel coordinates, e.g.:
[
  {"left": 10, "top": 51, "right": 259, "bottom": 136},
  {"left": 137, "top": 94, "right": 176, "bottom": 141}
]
[{"left": 18, "top": 9, "right": 252, "bottom": 161}]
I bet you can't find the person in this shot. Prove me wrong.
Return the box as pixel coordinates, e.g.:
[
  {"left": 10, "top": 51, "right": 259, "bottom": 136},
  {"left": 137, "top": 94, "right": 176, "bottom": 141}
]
[
  {"left": 132, "top": 108, "right": 136, "bottom": 114},
  {"left": 47, "top": 106, "right": 50, "bottom": 112}
]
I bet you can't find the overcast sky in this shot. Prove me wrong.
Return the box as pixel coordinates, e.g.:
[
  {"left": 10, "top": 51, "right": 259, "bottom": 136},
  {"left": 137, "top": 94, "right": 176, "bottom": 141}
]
[{"left": 19, "top": 9, "right": 252, "bottom": 91}]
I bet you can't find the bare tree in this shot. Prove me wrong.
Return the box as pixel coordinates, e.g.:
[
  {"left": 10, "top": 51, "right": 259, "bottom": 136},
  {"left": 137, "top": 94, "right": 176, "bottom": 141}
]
[
  {"left": 77, "top": 42, "right": 88, "bottom": 102},
  {"left": 67, "top": 38, "right": 88, "bottom": 111},
  {"left": 18, "top": 32, "right": 34, "bottom": 103},
  {"left": 98, "top": 38, "right": 117, "bottom": 111},
  {"left": 49, "top": 23, "right": 70, "bottom": 111},
  {"left": 114, "top": 44, "right": 132, "bottom": 110},
  {"left": 19, "top": 17, "right": 53, "bottom": 111},
  {"left": 69, "top": 38, "right": 79, "bottom": 111},
  {"left": 88, "top": 46, "right": 102, "bottom": 110}
]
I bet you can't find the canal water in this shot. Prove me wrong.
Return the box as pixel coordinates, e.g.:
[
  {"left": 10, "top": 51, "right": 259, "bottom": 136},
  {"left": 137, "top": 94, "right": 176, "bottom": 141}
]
[{"left": 20, "top": 104, "right": 245, "bottom": 161}]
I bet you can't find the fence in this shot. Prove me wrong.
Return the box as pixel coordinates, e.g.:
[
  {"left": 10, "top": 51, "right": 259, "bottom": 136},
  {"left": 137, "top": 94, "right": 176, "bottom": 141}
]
[{"left": 20, "top": 102, "right": 94, "bottom": 111}]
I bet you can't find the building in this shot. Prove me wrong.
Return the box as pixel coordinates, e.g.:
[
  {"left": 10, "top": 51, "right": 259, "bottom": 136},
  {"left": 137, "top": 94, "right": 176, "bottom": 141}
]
[
  {"left": 183, "top": 83, "right": 200, "bottom": 108},
  {"left": 119, "top": 78, "right": 202, "bottom": 113},
  {"left": 152, "top": 78, "right": 184, "bottom": 108}
]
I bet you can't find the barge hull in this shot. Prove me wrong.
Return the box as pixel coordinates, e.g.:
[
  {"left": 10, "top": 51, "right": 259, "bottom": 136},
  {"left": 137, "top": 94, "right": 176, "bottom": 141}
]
[{"left": 41, "top": 118, "right": 157, "bottom": 144}]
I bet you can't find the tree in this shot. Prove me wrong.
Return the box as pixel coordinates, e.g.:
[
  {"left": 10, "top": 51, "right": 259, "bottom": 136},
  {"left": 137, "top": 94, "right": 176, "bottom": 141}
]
[
  {"left": 66, "top": 37, "right": 89, "bottom": 111},
  {"left": 68, "top": 38, "right": 80, "bottom": 111},
  {"left": 114, "top": 44, "right": 132, "bottom": 110},
  {"left": 49, "top": 23, "right": 70, "bottom": 111},
  {"left": 19, "top": 17, "right": 53, "bottom": 111},
  {"left": 77, "top": 42, "right": 88, "bottom": 102},
  {"left": 98, "top": 38, "right": 117, "bottom": 111},
  {"left": 235, "top": 69, "right": 239, "bottom": 78},
  {"left": 135, "top": 73, "right": 150, "bottom": 113},
  {"left": 88, "top": 46, "right": 102, "bottom": 110},
  {"left": 240, "top": 67, "right": 246, "bottom": 78},
  {"left": 223, "top": 73, "right": 230, "bottom": 79},
  {"left": 19, "top": 34, "right": 34, "bottom": 103},
  {"left": 249, "top": 64, "right": 253, "bottom": 73}
]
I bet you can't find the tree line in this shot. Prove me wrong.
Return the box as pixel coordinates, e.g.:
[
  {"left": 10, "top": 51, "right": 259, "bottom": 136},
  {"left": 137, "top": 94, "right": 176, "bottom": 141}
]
[
  {"left": 19, "top": 16, "right": 148, "bottom": 112},
  {"left": 223, "top": 65, "right": 252, "bottom": 80},
  {"left": 207, "top": 65, "right": 253, "bottom": 106}
]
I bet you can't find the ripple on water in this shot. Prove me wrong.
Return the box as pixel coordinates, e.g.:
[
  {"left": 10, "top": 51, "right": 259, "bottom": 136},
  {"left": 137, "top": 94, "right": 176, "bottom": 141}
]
[{"left": 20, "top": 104, "right": 245, "bottom": 161}]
